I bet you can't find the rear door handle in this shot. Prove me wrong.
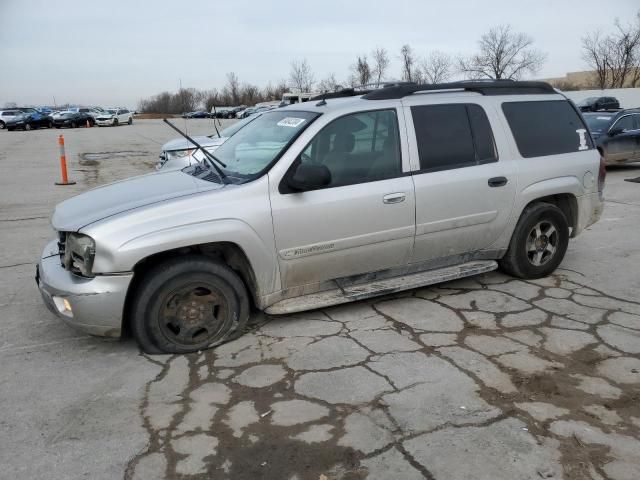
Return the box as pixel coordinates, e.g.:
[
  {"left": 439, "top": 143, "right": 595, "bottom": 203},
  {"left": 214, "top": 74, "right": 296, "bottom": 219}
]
[
  {"left": 488, "top": 177, "right": 508, "bottom": 187},
  {"left": 383, "top": 192, "right": 406, "bottom": 204}
]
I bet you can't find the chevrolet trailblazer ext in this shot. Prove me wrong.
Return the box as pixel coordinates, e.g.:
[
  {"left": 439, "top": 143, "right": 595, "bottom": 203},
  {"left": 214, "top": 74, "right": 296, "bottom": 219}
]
[{"left": 37, "top": 81, "right": 604, "bottom": 354}]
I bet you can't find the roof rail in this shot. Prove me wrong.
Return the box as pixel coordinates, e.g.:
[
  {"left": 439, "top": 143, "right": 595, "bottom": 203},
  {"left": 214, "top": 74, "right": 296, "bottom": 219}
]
[
  {"left": 362, "top": 80, "right": 556, "bottom": 100},
  {"left": 310, "top": 81, "right": 419, "bottom": 101}
]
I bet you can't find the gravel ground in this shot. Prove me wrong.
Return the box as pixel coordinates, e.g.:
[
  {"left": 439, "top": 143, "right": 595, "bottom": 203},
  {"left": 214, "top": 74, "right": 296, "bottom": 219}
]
[{"left": 1, "top": 119, "right": 639, "bottom": 480}]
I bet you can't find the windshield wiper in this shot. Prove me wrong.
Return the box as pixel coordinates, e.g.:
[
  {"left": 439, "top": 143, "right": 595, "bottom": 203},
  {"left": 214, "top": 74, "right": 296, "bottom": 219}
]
[{"left": 163, "top": 119, "right": 228, "bottom": 184}]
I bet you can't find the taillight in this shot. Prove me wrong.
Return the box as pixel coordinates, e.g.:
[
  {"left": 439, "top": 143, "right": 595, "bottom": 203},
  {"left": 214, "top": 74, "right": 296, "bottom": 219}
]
[{"left": 598, "top": 153, "right": 606, "bottom": 192}]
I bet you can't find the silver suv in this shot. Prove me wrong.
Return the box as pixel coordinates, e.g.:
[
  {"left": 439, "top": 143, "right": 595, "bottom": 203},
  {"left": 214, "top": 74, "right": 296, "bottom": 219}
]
[{"left": 36, "top": 81, "right": 605, "bottom": 354}]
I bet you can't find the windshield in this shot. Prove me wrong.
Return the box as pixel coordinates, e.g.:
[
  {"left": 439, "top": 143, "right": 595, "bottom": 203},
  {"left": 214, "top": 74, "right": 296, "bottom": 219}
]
[
  {"left": 212, "top": 110, "right": 319, "bottom": 179},
  {"left": 214, "top": 114, "right": 261, "bottom": 139},
  {"left": 583, "top": 114, "right": 614, "bottom": 133},
  {"left": 107, "top": 109, "right": 117, "bottom": 114}
]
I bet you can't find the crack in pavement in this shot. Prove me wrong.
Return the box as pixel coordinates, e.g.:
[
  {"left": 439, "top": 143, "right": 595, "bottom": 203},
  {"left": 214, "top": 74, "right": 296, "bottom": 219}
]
[{"left": 125, "top": 272, "right": 640, "bottom": 480}]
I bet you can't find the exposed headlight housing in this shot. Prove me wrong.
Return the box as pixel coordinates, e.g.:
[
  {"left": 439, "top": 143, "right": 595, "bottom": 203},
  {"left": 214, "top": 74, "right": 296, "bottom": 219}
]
[
  {"left": 61, "top": 232, "right": 96, "bottom": 277},
  {"left": 166, "top": 148, "right": 196, "bottom": 161}
]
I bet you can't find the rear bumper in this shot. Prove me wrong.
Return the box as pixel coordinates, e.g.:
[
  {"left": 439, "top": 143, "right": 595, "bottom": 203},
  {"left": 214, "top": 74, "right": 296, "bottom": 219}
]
[
  {"left": 574, "top": 192, "right": 604, "bottom": 237},
  {"left": 36, "top": 240, "right": 132, "bottom": 337}
]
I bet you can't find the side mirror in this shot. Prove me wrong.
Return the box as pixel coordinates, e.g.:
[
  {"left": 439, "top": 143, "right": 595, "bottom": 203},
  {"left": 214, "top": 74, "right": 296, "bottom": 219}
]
[
  {"left": 287, "top": 163, "right": 331, "bottom": 191},
  {"left": 609, "top": 128, "right": 623, "bottom": 137}
]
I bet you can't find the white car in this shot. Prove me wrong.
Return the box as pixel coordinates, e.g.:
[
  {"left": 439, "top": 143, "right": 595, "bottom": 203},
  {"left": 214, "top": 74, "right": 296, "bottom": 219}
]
[
  {"left": 95, "top": 108, "right": 133, "bottom": 126},
  {"left": 67, "top": 107, "right": 105, "bottom": 119},
  {"left": 157, "top": 113, "right": 262, "bottom": 169},
  {"left": 0, "top": 109, "right": 24, "bottom": 129}
]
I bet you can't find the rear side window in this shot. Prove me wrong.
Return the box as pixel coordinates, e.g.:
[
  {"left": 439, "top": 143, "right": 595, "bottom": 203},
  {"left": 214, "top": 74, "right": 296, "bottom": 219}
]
[
  {"left": 411, "top": 103, "right": 497, "bottom": 172},
  {"left": 502, "top": 100, "right": 593, "bottom": 158}
]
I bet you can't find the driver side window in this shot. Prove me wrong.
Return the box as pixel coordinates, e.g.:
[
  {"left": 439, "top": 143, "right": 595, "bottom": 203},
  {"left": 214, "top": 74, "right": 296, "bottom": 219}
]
[{"left": 300, "top": 109, "right": 401, "bottom": 187}]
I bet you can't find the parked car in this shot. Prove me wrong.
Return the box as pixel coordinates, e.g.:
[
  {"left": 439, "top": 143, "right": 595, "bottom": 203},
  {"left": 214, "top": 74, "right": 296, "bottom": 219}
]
[
  {"left": 5, "top": 111, "right": 53, "bottom": 130},
  {"left": 583, "top": 109, "right": 640, "bottom": 165},
  {"left": 157, "top": 113, "right": 262, "bottom": 170},
  {"left": 67, "top": 107, "right": 104, "bottom": 119},
  {"left": 0, "top": 109, "right": 24, "bottom": 129},
  {"left": 95, "top": 108, "right": 133, "bottom": 126},
  {"left": 53, "top": 111, "right": 95, "bottom": 128},
  {"left": 577, "top": 96, "right": 620, "bottom": 112},
  {"left": 236, "top": 107, "right": 256, "bottom": 119},
  {"left": 36, "top": 80, "right": 604, "bottom": 354}
]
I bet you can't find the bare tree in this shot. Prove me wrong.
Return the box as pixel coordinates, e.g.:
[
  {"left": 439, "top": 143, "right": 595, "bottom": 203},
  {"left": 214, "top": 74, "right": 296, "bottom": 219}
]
[
  {"left": 420, "top": 51, "right": 453, "bottom": 83},
  {"left": 582, "top": 12, "right": 640, "bottom": 88},
  {"left": 3, "top": 101, "right": 17, "bottom": 108},
  {"left": 400, "top": 44, "right": 416, "bottom": 82},
  {"left": 318, "top": 73, "right": 341, "bottom": 92},
  {"left": 223, "top": 72, "right": 241, "bottom": 105},
  {"left": 582, "top": 31, "right": 611, "bottom": 89},
  {"left": 350, "top": 55, "right": 371, "bottom": 87},
  {"left": 289, "top": 59, "right": 314, "bottom": 92},
  {"left": 459, "top": 25, "right": 546, "bottom": 80},
  {"left": 371, "top": 47, "right": 389, "bottom": 86}
]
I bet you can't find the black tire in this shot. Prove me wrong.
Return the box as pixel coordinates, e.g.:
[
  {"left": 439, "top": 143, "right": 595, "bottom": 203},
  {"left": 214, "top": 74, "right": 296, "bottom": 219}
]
[
  {"left": 48, "top": 121, "right": 53, "bottom": 128},
  {"left": 128, "top": 117, "right": 133, "bottom": 125},
  {"left": 0, "top": 121, "right": 5, "bottom": 130},
  {"left": 113, "top": 118, "right": 119, "bottom": 126},
  {"left": 130, "top": 255, "right": 250, "bottom": 354},
  {"left": 499, "top": 202, "right": 569, "bottom": 279},
  {"left": 70, "top": 121, "right": 76, "bottom": 128},
  {"left": 24, "top": 123, "right": 32, "bottom": 131}
]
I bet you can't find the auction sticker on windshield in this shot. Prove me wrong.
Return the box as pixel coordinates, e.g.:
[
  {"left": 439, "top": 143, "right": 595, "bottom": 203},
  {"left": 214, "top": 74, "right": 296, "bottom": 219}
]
[{"left": 277, "top": 117, "right": 306, "bottom": 128}]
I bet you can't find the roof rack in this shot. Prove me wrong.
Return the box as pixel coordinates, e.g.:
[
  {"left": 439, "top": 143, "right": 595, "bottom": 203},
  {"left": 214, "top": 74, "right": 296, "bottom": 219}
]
[
  {"left": 310, "top": 81, "right": 418, "bottom": 102},
  {"left": 362, "top": 80, "right": 556, "bottom": 100}
]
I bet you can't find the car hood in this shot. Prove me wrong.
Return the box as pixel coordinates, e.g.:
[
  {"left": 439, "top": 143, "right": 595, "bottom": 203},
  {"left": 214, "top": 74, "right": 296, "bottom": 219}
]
[
  {"left": 51, "top": 169, "right": 223, "bottom": 231},
  {"left": 161, "top": 135, "right": 226, "bottom": 152}
]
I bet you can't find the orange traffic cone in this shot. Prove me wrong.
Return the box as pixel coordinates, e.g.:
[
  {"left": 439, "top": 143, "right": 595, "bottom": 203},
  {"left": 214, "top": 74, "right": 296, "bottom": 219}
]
[
  {"left": 55, "top": 135, "right": 76, "bottom": 185},
  {"left": 86, "top": 119, "right": 91, "bottom": 128}
]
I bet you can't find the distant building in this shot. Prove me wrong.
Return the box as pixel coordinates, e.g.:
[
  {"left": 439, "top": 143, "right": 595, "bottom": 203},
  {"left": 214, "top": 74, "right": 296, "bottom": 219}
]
[{"left": 542, "top": 69, "right": 640, "bottom": 90}]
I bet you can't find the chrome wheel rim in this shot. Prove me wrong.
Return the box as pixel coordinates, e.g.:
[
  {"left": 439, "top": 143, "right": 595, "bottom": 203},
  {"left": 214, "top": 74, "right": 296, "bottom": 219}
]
[
  {"left": 526, "top": 220, "right": 558, "bottom": 266},
  {"left": 159, "top": 282, "right": 229, "bottom": 347}
]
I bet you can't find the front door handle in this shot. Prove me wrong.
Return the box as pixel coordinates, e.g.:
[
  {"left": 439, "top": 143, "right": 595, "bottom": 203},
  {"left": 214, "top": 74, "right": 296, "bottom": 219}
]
[
  {"left": 383, "top": 192, "right": 406, "bottom": 204},
  {"left": 488, "top": 177, "right": 508, "bottom": 187}
]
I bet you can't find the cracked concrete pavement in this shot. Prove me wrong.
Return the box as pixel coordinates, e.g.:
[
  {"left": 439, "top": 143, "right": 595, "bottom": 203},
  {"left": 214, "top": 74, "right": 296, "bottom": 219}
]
[{"left": 1, "top": 121, "right": 639, "bottom": 479}]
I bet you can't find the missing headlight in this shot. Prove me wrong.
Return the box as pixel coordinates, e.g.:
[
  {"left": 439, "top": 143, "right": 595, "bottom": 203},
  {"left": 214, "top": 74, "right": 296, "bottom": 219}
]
[{"left": 63, "top": 233, "right": 96, "bottom": 277}]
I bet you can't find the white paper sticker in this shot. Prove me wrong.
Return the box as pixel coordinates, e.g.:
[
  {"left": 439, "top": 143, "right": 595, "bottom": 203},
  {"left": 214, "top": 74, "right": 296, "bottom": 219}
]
[
  {"left": 277, "top": 117, "right": 306, "bottom": 128},
  {"left": 576, "top": 128, "right": 588, "bottom": 151}
]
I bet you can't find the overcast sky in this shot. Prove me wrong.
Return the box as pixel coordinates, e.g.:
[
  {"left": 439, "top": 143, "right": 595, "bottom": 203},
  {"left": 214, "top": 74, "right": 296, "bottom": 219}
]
[{"left": 1, "top": 0, "right": 638, "bottom": 108}]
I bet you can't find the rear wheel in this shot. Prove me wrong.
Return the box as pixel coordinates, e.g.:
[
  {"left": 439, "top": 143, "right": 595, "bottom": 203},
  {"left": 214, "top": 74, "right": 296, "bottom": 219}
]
[
  {"left": 70, "top": 121, "right": 76, "bottom": 128},
  {"left": 131, "top": 256, "right": 250, "bottom": 354},
  {"left": 0, "top": 121, "right": 5, "bottom": 130},
  {"left": 128, "top": 117, "right": 133, "bottom": 125},
  {"left": 499, "top": 202, "right": 569, "bottom": 279},
  {"left": 48, "top": 121, "right": 53, "bottom": 128},
  {"left": 24, "top": 123, "right": 32, "bottom": 131}
]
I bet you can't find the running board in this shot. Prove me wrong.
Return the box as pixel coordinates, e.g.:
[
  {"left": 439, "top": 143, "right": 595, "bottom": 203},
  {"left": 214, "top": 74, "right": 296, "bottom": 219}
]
[{"left": 265, "top": 260, "right": 498, "bottom": 315}]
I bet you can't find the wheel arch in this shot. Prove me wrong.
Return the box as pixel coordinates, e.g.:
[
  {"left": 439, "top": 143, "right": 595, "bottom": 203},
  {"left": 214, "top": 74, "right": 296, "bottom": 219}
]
[{"left": 121, "top": 241, "right": 259, "bottom": 338}]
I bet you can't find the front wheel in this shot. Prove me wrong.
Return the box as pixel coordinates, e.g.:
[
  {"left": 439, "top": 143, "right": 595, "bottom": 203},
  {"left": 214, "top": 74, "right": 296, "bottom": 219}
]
[
  {"left": 24, "top": 123, "right": 32, "bottom": 131},
  {"left": 0, "top": 121, "right": 5, "bottom": 130},
  {"left": 131, "top": 256, "right": 250, "bottom": 354},
  {"left": 128, "top": 117, "right": 133, "bottom": 125},
  {"left": 70, "top": 121, "right": 76, "bottom": 128},
  {"left": 113, "top": 118, "right": 119, "bottom": 126},
  {"left": 499, "top": 202, "right": 569, "bottom": 279}
]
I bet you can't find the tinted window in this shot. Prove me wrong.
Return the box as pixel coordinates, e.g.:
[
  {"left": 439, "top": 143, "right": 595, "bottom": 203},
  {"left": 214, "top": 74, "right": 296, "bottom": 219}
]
[
  {"left": 635, "top": 114, "right": 640, "bottom": 130},
  {"left": 502, "top": 100, "right": 593, "bottom": 158},
  {"left": 468, "top": 104, "right": 498, "bottom": 163},
  {"left": 411, "top": 104, "right": 497, "bottom": 171},
  {"left": 612, "top": 115, "right": 634, "bottom": 132},
  {"left": 299, "top": 109, "right": 401, "bottom": 187}
]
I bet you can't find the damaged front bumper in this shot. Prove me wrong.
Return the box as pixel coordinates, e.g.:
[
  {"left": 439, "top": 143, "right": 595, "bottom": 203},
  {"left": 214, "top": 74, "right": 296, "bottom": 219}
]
[{"left": 36, "top": 240, "right": 132, "bottom": 337}]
